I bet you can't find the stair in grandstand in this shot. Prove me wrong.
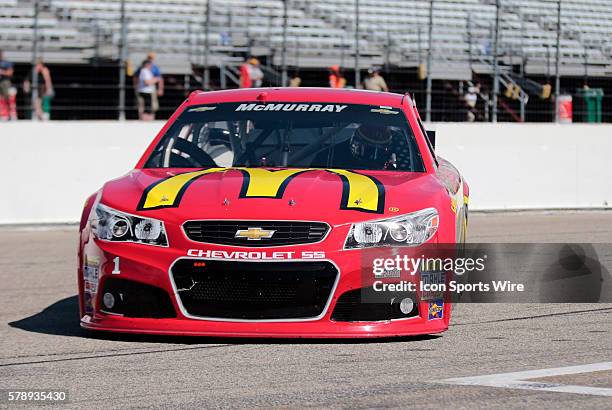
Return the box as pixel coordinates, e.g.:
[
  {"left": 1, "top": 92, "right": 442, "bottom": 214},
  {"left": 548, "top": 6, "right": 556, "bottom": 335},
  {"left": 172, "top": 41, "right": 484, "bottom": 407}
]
[
  {"left": 471, "top": 70, "right": 522, "bottom": 123},
  {"left": 443, "top": 80, "right": 486, "bottom": 122}
]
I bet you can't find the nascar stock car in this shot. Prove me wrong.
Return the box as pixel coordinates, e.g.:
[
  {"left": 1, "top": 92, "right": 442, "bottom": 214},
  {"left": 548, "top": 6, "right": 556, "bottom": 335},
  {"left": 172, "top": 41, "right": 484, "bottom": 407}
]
[{"left": 78, "top": 88, "right": 469, "bottom": 338}]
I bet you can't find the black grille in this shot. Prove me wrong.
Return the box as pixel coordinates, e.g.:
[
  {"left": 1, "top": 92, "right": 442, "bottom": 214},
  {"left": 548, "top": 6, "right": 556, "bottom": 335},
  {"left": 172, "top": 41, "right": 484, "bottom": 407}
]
[
  {"left": 331, "top": 288, "right": 419, "bottom": 322},
  {"left": 183, "top": 220, "right": 329, "bottom": 247},
  {"left": 171, "top": 259, "right": 337, "bottom": 320}
]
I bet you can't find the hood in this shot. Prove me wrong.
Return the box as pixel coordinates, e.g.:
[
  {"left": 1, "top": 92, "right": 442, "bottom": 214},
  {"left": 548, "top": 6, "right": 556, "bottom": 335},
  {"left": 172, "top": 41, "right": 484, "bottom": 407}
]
[{"left": 100, "top": 168, "right": 444, "bottom": 226}]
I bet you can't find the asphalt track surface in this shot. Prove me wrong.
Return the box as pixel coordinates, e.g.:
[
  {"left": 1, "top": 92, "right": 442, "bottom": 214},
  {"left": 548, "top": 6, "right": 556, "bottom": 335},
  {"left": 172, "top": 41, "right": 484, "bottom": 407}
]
[{"left": 1, "top": 211, "right": 611, "bottom": 409}]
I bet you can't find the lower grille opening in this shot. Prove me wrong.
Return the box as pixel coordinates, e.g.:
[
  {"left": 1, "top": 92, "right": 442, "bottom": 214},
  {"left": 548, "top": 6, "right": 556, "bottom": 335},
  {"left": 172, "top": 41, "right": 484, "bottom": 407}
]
[
  {"left": 331, "top": 288, "right": 419, "bottom": 322},
  {"left": 171, "top": 260, "right": 338, "bottom": 320},
  {"left": 100, "top": 278, "right": 176, "bottom": 318}
]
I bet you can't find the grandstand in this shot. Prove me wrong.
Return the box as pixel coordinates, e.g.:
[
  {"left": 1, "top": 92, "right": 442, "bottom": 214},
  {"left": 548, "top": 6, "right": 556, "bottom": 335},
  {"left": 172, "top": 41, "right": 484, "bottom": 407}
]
[{"left": 1, "top": 0, "right": 611, "bottom": 121}]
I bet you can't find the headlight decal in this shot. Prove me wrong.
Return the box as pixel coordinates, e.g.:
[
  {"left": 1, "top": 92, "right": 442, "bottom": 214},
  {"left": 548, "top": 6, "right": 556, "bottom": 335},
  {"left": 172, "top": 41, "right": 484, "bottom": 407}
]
[
  {"left": 91, "top": 204, "right": 169, "bottom": 247},
  {"left": 344, "top": 208, "right": 439, "bottom": 249}
]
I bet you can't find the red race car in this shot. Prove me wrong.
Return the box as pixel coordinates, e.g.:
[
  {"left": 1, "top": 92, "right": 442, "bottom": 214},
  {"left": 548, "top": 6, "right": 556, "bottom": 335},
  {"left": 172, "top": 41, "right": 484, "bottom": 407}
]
[{"left": 78, "top": 88, "right": 469, "bottom": 338}]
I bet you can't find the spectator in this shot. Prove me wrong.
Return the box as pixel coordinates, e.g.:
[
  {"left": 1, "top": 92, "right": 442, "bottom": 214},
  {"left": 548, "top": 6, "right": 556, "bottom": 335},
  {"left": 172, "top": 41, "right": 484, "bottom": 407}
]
[
  {"left": 364, "top": 67, "right": 389, "bottom": 92},
  {"left": 146, "top": 52, "right": 163, "bottom": 113},
  {"left": 329, "top": 65, "right": 346, "bottom": 88},
  {"left": 0, "top": 50, "right": 17, "bottom": 121},
  {"left": 133, "top": 52, "right": 163, "bottom": 118},
  {"left": 220, "top": 31, "right": 231, "bottom": 46},
  {"left": 464, "top": 81, "right": 480, "bottom": 122},
  {"left": 289, "top": 70, "right": 301, "bottom": 87},
  {"left": 137, "top": 60, "right": 159, "bottom": 121},
  {"left": 249, "top": 58, "right": 263, "bottom": 88},
  {"left": 23, "top": 59, "right": 54, "bottom": 121},
  {"left": 239, "top": 58, "right": 252, "bottom": 88},
  {"left": 239, "top": 57, "right": 264, "bottom": 88}
]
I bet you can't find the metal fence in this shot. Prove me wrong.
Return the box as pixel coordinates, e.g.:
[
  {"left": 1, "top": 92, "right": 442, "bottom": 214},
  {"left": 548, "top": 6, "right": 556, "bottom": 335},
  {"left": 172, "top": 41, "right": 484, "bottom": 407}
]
[{"left": 1, "top": 0, "right": 610, "bottom": 122}]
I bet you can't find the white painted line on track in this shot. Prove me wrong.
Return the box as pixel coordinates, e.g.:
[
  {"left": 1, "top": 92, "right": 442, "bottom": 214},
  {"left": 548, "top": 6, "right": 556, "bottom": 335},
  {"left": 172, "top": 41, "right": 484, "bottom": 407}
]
[{"left": 442, "top": 361, "right": 612, "bottom": 397}]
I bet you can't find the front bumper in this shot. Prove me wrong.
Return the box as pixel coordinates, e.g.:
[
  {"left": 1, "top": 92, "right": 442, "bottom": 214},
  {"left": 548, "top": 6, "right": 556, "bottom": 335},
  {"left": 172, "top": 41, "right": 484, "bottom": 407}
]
[{"left": 79, "top": 235, "right": 451, "bottom": 338}]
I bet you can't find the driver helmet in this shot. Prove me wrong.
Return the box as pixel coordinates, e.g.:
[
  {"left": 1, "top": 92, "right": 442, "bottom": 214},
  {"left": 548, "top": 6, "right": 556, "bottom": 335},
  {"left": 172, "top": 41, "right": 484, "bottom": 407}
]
[{"left": 350, "top": 124, "right": 393, "bottom": 166}]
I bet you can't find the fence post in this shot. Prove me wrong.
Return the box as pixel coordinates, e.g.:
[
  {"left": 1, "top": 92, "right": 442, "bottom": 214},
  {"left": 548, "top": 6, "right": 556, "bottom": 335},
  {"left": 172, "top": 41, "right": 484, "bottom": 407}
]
[
  {"left": 281, "top": 0, "right": 288, "bottom": 86},
  {"left": 354, "top": 0, "right": 360, "bottom": 87},
  {"left": 30, "top": 0, "right": 40, "bottom": 120},
  {"left": 492, "top": 0, "right": 500, "bottom": 123},
  {"left": 554, "top": 0, "right": 562, "bottom": 122},
  {"left": 118, "top": 0, "right": 126, "bottom": 121},
  {"left": 425, "top": 0, "right": 434, "bottom": 122},
  {"left": 203, "top": 0, "right": 211, "bottom": 90}
]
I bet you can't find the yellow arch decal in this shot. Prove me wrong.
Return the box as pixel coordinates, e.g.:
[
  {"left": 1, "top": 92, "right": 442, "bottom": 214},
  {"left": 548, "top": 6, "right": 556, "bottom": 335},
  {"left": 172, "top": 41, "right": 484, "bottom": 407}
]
[
  {"left": 137, "top": 168, "right": 224, "bottom": 210},
  {"left": 327, "top": 169, "right": 385, "bottom": 213},
  {"left": 138, "top": 168, "right": 385, "bottom": 213},
  {"left": 236, "top": 168, "right": 308, "bottom": 198}
]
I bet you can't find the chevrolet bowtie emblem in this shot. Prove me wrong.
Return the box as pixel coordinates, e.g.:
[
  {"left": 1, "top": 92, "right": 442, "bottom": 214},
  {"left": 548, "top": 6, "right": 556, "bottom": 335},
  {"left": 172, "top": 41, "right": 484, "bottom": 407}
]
[{"left": 235, "top": 227, "right": 276, "bottom": 240}]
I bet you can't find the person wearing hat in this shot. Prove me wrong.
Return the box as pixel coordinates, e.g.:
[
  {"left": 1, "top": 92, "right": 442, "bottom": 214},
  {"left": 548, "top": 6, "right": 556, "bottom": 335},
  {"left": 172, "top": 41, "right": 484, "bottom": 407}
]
[
  {"left": 364, "top": 67, "right": 389, "bottom": 92},
  {"left": 249, "top": 58, "right": 264, "bottom": 88},
  {"left": 240, "top": 57, "right": 264, "bottom": 88}
]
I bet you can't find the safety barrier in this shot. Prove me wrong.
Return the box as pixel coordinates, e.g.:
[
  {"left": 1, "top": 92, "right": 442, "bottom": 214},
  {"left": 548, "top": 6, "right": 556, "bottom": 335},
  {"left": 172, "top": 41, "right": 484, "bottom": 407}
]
[
  {"left": 1, "top": 122, "right": 611, "bottom": 224},
  {"left": 435, "top": 123, "right": 612, "bottom": 210}
]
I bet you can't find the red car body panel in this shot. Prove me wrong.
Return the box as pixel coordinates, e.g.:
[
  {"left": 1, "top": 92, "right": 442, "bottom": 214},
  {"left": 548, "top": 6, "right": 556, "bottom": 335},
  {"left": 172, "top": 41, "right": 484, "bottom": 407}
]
[{"left": 78, "top": 88, "right": 468, "bottom": 338}]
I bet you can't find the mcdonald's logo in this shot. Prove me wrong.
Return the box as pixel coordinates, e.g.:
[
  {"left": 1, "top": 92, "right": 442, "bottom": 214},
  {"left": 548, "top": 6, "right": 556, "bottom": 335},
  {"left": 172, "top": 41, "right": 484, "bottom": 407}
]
[{"left": 137, "top": 168, "right": 385, "bottom": 213}]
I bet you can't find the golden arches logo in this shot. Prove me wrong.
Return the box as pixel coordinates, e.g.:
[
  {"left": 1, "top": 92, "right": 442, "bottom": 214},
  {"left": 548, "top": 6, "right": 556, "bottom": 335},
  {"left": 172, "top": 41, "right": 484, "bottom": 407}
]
[{"left": 137, "top": 168, "right": 385, "bottom": 213}]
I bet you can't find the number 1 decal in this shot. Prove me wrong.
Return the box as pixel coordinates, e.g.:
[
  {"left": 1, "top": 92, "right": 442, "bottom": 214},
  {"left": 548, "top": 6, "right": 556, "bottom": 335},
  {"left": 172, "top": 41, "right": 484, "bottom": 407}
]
[{"left": 112, "top": 257, "right": 121, "bottom": 275}]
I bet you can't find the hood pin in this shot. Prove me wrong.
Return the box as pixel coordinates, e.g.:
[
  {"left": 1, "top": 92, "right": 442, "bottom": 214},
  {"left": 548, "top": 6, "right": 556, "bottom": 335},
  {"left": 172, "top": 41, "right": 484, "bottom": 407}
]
[
  {"left": 223, "top": 198, "right": 230, "bottom": 206},
  {"left": 288, "top": 199, "right": 296, "bottom": 206}
]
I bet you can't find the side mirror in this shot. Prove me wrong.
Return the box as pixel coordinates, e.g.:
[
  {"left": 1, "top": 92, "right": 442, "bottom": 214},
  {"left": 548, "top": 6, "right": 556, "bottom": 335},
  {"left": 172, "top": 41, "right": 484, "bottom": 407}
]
[{"left": 426, "top": 130, "right": 436, "bottom": 150}]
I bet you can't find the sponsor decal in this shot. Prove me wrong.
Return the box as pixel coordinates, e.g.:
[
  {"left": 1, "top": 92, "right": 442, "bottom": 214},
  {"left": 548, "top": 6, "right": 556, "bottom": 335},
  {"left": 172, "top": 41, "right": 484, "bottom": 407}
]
[
  {"left": 187, "top": 249, "right": 325, "bottom": 260},
  {"left": 235, "top": 103, "right": 347, "bottom": 113},
  {"left": 373, "top": 268, "right": 401, "bottom": 279},
  {"left": 83, "top": 255, "right": 99, "bottom": 291},
  {"left": 428, "top": 299, "right": 444, "bottom": 320},
  {"left": 450, "top": 197, "right": 457, "bottom": 214},
  {"left": 138, "top": 168, "right": 385, "bottom": 213},
  {"left": 83, "top": 255, "right": 100, "bottom": 314},
  {"left": 370, "top": 108, "right": 399, "bottom": 115},
  {"left": 188, "top": 106, "right": 217, "bottom": 112},
  {"left": 388, "top": 206, "right": 400, "bottom": 213},
  {"left": 421, "top": 271, "right": 445, "bottom": 301}
]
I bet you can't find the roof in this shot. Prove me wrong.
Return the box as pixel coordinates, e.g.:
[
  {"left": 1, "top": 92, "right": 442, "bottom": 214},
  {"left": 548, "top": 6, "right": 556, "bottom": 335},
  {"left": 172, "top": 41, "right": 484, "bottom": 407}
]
[{"left": 187, "top": 88, "right": 409, "bottom": 108}]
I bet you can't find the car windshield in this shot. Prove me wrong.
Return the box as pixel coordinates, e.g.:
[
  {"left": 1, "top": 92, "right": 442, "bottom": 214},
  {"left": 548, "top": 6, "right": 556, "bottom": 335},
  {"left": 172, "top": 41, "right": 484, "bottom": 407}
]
[{"left": 144, "top": 102, "right": 425, "bottom": 172}]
